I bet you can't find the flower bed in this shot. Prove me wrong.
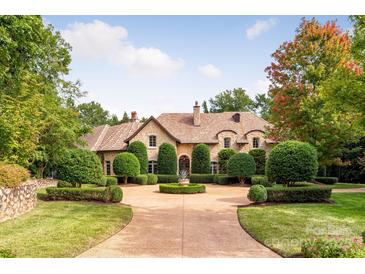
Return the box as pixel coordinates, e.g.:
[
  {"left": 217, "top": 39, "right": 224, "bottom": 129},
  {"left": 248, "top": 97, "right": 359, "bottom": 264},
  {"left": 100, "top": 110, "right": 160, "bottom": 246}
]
[{"left": 159, "top": 183, "right": 206, "bottom": 194}]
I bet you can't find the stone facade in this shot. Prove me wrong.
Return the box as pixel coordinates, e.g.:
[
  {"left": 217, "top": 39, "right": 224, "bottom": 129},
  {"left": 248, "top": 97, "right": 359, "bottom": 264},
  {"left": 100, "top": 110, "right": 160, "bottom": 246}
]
[{"left": 0, "top": 179, "right": 57, "bottom": 223}]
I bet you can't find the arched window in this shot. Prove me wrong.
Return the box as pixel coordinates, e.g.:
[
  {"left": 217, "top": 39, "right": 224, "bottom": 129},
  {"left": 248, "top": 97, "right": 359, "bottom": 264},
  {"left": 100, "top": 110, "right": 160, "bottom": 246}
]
[
  {"left": 224, "top": 137, "right": 231, "bottom": 148},
  {"left": 148, "top": 160, "right": 157, "bottom": 174},
  {"left": 149, "top": 135, "right": 157, "bottom": 147}
]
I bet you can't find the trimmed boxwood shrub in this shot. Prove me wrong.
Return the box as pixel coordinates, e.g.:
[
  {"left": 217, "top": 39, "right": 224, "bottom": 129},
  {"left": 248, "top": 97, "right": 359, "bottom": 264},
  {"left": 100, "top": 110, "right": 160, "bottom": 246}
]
[
  {"left": 266, "top": 141, "right": 318, "bottom": 187},
  {"left": 157, "top": 143, "right": 177, "bottom": 175},
  {"left": 315, "top": 177, "right": 338, "bottom": 185},
  {"left": 190, "top": 174, "right": 215, "bottom": 184},
  {"left": 105, "top": 176, "right": 118, "bottom": 186},
  {"left": 218, "top": 148, "right": 236, "bottom": 174},
  {"left": 157, "top": 174, "right": 179, "bottom": 183},
  {"left": 227, "top": 153, "right": 256, "bottom": 183},
  {"left": 191, "top": 144, "right": 211, "bottom": 174},
  {"left": 56, "top": 149, "right": 103, "bottom": 184},
  {"left": 213, "top": 174, "right": 239, "bottom": 185},
  {"left": 113, "top": 152, "right": 140, "bottom": 184},
  {"left": 0, "top": 162, "right": 30, "bottom": 188},
  {"left": 127, "top": 141, "right": 148, "bottom": 174},
  {"left": 159, "top": 183, "right": 206, "bottom": 194},
  {"left": 130, "top": 174, "right": 148, "bottom": 185},
  {"left": 266, "top": 186, "right": 332, "bottom": 203},
  {"left": 251, "top": 175, "right": 272, "bottom": 187},
  {"left": 248, "top": 185, "right": 267, "bottom": 203},
  {"left": 249, "top": 149, "right": 266, "bottom": 175},
  {"left": 57, "top": 180, "right": 77, "bottom": 188},
  {"left": 96, "top": 177, "right": 107, "bottom": 187},
  {"left": 147, "top": 173, "right": 158, "bottom": 185},
  {"left": 44, "top": 185, "right": 123, "bottom": 203}
]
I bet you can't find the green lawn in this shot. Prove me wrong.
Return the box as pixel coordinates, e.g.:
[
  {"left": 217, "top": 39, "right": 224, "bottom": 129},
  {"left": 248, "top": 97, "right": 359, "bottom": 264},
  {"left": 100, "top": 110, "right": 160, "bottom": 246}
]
[
  {"left": 0, "top": 200, "right": 132, "bottom": 257},
  {"left": 327, "top": 183, "right": 365, "bottom": 189},
  {"left": 237, "top": 193, "right": 365, "bottom": 257}
]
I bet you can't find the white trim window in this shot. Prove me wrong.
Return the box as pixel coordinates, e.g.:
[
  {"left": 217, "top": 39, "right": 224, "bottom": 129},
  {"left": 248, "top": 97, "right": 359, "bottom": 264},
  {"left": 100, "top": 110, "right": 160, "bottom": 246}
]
[
  {"left": 148, "top": 160, "right": 157, "bottom": 174},
  {"left": 211, "top": 161, "right": 218, "bottom": 174},
  {"left": 224, "top": 137, "right": 231, "bottom": 148},
  {"left": 149, "top": 135, "right": 157, "bottom": 147},
  {"left": 253, "top": 137, "right": 260, "bottom": 148}
]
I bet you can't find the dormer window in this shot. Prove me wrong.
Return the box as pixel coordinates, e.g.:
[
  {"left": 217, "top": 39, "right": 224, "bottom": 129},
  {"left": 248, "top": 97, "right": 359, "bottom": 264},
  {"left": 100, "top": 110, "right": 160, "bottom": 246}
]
[
  {"left": 233, "top": 113, "right": 240, "bottom": 123},
  {"left": 224, "top": 137, "right": 231, "bottom": 148},
  {"left": 149, "top": 135, "right": 157, "bottom": 147},
  {"left": 253, "top": 137, "right": 260, "bottom": 148}
]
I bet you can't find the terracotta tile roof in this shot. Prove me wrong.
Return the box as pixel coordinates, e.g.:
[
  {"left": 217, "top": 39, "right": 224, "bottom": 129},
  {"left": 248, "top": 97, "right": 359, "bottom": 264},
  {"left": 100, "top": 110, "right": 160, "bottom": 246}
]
[
  {"left": 156, "top": 112, "right": 272, "bottom": 144},
  {"left": 81, "top": 121, "right": 141, "bottom": 151}
]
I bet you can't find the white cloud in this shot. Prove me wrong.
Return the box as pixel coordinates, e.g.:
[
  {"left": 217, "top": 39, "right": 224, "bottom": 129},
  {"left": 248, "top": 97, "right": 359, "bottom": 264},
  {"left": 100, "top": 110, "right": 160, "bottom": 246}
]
[
  {"left": 197, "top": 64, "right": 222, "bottom": 78},
  {"left": 246, "top": 18, "right": 278, "bottom": 40},
  {"left": 61, "top": 20, "right": 184, "bottom": 77}
]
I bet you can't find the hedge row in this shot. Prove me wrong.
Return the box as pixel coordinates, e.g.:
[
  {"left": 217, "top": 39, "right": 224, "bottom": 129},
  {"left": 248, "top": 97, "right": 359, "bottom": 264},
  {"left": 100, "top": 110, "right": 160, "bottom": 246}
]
[
  {"left": 43, "top": 186, "right": 123, "bottom": 203},
  {"left": 157, "top": 174, "right": 179, "bottom": 183},
  {"left": 129, "top": 175, "right": 148, "bottom": 185},
  {"left": 214, "top": 175, "right": 239, "bottom": 185},
  {"left": 266, "top": 186, "right": 332, "bottom": 203},
  {"left": 159, "top": 183, "right": 206, "bottom": 194},
  {"left": 251, "top": 175, "right": 273, "bottom": 187},
  {"left": 190, "top": 174, "right": 215, "bottom": 184},
  {"left": 315, "top": 177, "right": 338, "bottom": 185}
]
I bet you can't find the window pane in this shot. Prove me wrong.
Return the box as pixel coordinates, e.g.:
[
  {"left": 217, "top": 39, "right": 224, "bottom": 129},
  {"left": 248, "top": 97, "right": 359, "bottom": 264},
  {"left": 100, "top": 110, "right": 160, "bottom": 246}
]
[
  {"left": 106, "top": 161, "right": 111, "bottom": 175},
  {"left": 224, "top": 138, "right": 231, "bottom": 148},
  {"left": 149, "top": 135, "right": 156, "bottom": 147}
]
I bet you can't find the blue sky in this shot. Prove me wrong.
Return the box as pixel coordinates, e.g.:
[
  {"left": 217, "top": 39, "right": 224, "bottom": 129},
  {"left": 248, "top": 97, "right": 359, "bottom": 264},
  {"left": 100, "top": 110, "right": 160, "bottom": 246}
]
[{"left": 44, "top": 16, "right": 352, "bottom": 118}]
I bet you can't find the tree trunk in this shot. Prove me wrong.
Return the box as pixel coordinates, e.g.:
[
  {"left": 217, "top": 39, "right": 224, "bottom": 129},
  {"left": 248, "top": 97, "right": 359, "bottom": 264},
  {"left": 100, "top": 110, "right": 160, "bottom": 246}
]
[
  {"left": 239, "top": 177, "right": 244, "bottom": 184},
  {"left": 124, "top": 176, "right": 128, "bottom": 184}
]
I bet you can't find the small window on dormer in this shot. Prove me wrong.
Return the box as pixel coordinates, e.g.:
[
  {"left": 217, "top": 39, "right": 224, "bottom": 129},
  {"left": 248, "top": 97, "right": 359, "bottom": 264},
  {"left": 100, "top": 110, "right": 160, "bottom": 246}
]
[
  {"left": 149, "top": 135, "right": 157, "bottom": 147},
  {"left": 233, "top": 113, "right": 240, "bottom": 123},
  {"left": 253, "top": 137, "right": 260, "bottom": 148},
  {"left": 224, "top": 137, "right": 231, "bottom": 148}
]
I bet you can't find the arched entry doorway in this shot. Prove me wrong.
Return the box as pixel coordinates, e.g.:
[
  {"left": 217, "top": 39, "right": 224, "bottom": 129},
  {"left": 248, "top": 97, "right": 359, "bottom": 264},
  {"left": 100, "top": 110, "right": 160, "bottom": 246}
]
[{"left": 179, "top": 155, "right": 190, "bottom": 174}]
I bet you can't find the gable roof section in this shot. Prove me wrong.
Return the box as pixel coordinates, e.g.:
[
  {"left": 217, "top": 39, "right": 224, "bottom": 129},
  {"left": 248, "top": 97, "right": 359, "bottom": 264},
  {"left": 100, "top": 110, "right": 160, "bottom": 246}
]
[{"left": 124, "top": 116, "right": 181, "bottom": 143}]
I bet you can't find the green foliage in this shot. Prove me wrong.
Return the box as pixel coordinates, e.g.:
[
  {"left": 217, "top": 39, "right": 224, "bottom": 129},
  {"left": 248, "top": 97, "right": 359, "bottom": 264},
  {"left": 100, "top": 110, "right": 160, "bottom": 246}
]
[
  {"left": 251, "top": 175, "right": 272, "bottom": 187},
  {"left": 249, "top": 149, "right": 266, "bottom": 175},
  {"left": 120, "top": 111, "right": 129, "bottom": 123},
  {"left": 77, "top": 101, "right": 120, "bottom": 127},
  {"left": 159, "top": 183, "right": 206, "bottom": 194},
  {"left": 266, "top": 141, "right": 318, "bottom": 186},
  {"left": 157, "top": 174, "right": 179, "bottom": 183},
  {"left": 213, "top": 174, "right": 239, "bottom": 185},
  {"left": 105, "top": 176, "right": 118, "bottom": 186},
  {"left": 157, "top": 143, "right": 177, "bottom": 175},
  {"left": 147, "top": 173, "right": 158, "bottom": 185},
  {"left": 314, "top": 177, "right": 338, "bottom": 185},
  {"left": 252, "top": 93, "right": 272, "bottom": 121},
  {"left": 227, "top": 153, "right": 256, "bottom": 183},
  {"left": 96, "top": 176, "right": 107, "bottom": 187},
  {"left": 191, "top": 144, "right": 211, "bottom": 174},
  {"left": 247, "top": 185, "right": 267, "bottom": 203},
  {"left": 208, "top": 88, "right": 255, "bottom": 113},
  {"left": 202, "top": 100, "right": 209, "bottom": 113},
  {"left": 190, "top": 174, "right": 215, "bottom": 184},
  {"left": 302, "top": 237, "right": 365, "bottom": 258},
  {"left": 0, "top": 247, "right": 15, "bottom": 258},
  {"left": 266, "top": 186, "right": 332, "bottom": 203},
  {"left": 103, "top": 185, "right": 123, "bottom": 203},
  {"left": 130, "top": 175, "right": 148, "bottom": 185},
  {"left": 56, "top": 149, "right": 103, "bottom": 184},
  {"left": 127, "top": 141, "right": 148, "bottom": 174},
  {"left": 0, "top": 162, "right": 30, "bottom": 188},
  {"left": 218, "top": 148, "right": 236, "bottom": 174},
  {"left": 57, "top": 180, "right": 76, "bottom": 188},
  {"left": 113, "top": 152, "right": 140, "bottom": 183}
]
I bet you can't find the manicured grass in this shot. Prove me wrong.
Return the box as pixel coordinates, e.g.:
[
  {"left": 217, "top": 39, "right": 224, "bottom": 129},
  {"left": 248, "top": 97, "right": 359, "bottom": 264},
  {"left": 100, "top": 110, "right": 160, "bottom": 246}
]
[
  {"left": 0, "top": 200, "right": 132, "bottom": 257},
  {"left": 327, "top": 183, "right": 365, "bottom": 189},
  {"left": 237, "top": 193, "right": 365, "bottom": 257}
]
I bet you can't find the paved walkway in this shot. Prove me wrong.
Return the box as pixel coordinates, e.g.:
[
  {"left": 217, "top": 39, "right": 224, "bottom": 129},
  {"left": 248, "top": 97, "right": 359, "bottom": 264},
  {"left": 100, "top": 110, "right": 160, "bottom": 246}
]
[{"left": 79, "top": 184, "right": 279, "bottom": 258}]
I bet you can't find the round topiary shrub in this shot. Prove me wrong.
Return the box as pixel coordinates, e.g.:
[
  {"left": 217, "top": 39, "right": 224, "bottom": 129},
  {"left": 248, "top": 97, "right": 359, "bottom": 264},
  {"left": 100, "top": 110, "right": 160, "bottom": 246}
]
[
  {"left": 96, "top": 176, "right": 107, "bottom": 187},
  {"left": 157, "top": 143, "right": 177, "bottom": 175},
  {"left": 106, "top": 176, "right": 118, "bottom": 186},
  {"left": 0, "top": 162, "right": 30, "bottom": 188},
  {"left": 56, "top": 149, "right": 103, "bottom": 184},
  {"left": 249, "top": 149, "right": 266, "bottom": 175},
  {"left": 227, "top": 153, "right": 256, "bottom": 183},
  {"left": 113, "top": 152, "right": 140, "bottom": 184},
  {"left": 218, "top": 148, "right": 236, "bottom": 174},
  {"left": 247, "top": 185, "right": 267, "bottom": 203},
  {"left": 104, "top": 185, "right": 123, "bottom": 203},
  {"left": 127, "top": 141, "right": 148, "bottom": 174},
  {"left": 251, "top": 175, "right": 272, "bottom": 187},
  {"left": 57, "top": 180, "right": 75, "bottom": 188},
  {"left": 147, "top": 173, "right": 158, "bottom": 185},
  {"left": 266, "top": 141, "right": 318, "bottom": 187},
  {"left": 191, "top": 144, "right": 211, "bottom": 174}
]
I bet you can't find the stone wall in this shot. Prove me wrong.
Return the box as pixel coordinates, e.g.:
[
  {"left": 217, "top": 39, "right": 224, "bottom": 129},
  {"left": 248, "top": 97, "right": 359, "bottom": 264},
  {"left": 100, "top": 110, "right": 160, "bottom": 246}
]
[{"left": 0, "top": 179, "right": 57, "bottom": 223}]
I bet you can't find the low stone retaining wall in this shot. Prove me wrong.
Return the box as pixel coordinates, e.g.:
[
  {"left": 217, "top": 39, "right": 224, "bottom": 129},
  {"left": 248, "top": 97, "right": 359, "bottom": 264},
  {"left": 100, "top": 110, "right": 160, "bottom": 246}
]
[{"left": 0, "top": 179, "right": 57, "bottom": 222}]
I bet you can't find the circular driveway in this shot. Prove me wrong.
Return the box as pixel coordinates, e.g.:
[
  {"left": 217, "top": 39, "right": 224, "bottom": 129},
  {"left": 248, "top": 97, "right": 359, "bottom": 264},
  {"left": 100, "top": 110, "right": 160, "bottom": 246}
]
[{"left": 79, "top": 184, "right": 280, "bottom": 258}]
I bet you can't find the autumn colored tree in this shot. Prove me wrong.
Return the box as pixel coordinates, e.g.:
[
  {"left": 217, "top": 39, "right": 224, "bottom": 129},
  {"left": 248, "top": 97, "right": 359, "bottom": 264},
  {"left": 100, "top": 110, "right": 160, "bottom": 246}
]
[{"left": 266, "top": 18, "right": 364, "bottom": 164}]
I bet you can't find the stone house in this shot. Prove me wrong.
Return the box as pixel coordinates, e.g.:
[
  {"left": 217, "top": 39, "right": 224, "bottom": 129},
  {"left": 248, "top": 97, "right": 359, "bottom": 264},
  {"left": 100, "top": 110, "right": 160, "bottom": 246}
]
[{"left": 82, "top": 102, "right": 275, "bottom": 175}]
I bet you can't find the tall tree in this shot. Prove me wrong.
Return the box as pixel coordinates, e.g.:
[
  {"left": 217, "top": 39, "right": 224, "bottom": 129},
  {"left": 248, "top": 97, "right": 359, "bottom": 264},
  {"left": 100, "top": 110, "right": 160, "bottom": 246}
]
[
  {"left": 208, "top": 88, "right": 255, "bottom": 113},
  {"left": 202, "top": 101, "right": 209, "bottom": 113},
  {"left": 77, "top": 101, "right": 119, "bottom": 127},
  {"left": 265, "top": 18, "right": 364, "bottom": 164},
  {"left": 121, "top": 111, "right": 130, "bottom": 123},
  {"left": 252, "top": 93, "right": 272, "bottom": 121}
]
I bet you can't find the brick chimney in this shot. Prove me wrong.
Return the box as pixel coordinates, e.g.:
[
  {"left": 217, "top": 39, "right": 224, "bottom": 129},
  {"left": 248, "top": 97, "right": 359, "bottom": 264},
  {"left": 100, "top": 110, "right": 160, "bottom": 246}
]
[
  {"left": 130, "top": 111, "right": 138, "bottom": 122},
  {"left": 193, "top": 101, "right": 200, "bottom": 126}
]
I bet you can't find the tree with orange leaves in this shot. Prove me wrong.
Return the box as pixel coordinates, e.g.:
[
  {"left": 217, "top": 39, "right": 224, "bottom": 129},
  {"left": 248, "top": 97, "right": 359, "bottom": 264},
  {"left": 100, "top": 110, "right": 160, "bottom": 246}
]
[{"left": 266, "top": 18, "right": 364, "bottom": 164}]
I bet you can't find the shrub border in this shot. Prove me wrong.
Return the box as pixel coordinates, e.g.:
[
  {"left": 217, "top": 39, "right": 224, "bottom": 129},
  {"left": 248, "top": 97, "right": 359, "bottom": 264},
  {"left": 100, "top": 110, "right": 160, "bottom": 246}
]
[{"left": 159, "top": 183, "right": 206, "bottom": 194}]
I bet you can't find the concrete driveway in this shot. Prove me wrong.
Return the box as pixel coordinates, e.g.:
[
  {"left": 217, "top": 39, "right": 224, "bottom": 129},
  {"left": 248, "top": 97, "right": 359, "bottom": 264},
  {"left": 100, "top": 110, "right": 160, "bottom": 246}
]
[{"left": 78, "top": 184, "right": 280, "bottom": 258}]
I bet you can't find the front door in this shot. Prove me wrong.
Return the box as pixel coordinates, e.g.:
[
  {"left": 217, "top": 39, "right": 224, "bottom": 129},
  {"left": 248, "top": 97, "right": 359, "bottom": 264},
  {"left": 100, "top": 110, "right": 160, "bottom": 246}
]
[{"left": 179, "top": 155, "right": 190, "bottom": 174}]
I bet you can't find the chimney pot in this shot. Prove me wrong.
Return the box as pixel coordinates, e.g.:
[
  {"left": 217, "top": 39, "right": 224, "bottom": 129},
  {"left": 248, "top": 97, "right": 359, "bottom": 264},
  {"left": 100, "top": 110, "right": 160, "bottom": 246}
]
[{"left": 131, "top": 111, "right": 138, "bottom": 122}]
